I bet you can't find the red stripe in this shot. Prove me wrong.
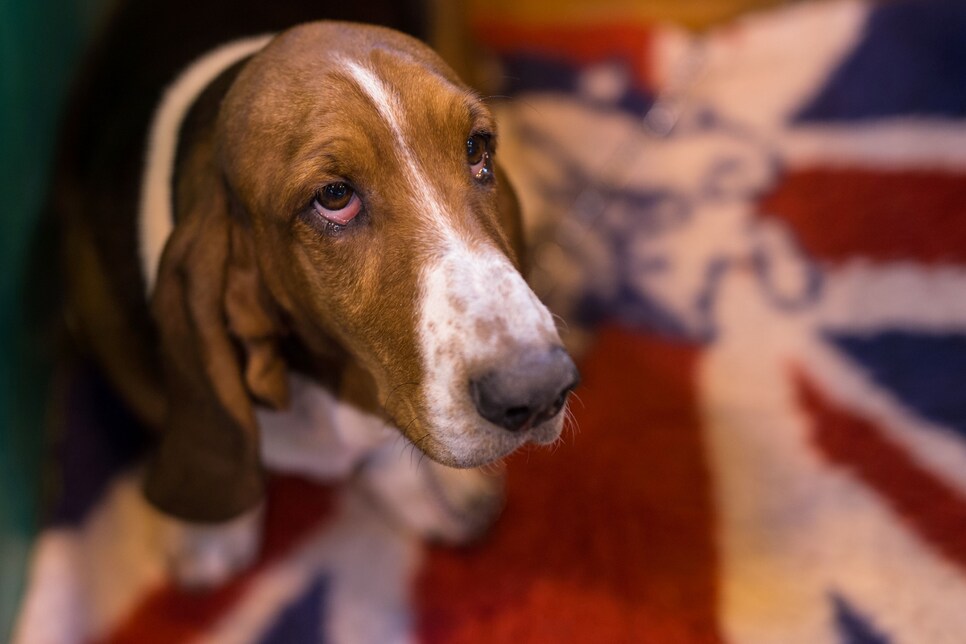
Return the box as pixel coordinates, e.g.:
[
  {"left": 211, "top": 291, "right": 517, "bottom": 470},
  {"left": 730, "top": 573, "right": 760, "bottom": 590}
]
[
  {"left": 797, "top": 371, "right": 966, "bottom": 570},
  {"left": 471, "top": 20, "right": 657, "bottom": 93},
  {"left": 99, "top": 475, "right": 334, "bottom": 644},
  {"left": 760, "top": 168, "right": 966, "bottom": 264},
  {"left": 417, "top": 326, "right": 722, "bottom": 643}
]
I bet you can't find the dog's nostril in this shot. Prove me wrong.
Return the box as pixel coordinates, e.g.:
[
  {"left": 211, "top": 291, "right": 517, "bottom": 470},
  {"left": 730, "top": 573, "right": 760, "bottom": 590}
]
[
  {"left": 469, "top": 346, "right": 579, "bottom": 433},
  {"left": 504, "top": 406, "right": 533, "bottom": 430}
]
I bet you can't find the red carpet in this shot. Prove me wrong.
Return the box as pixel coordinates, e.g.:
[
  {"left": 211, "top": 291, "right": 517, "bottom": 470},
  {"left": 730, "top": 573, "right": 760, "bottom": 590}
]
[{"left": 418, "top": 327, "right": 722, "bottom": 643}]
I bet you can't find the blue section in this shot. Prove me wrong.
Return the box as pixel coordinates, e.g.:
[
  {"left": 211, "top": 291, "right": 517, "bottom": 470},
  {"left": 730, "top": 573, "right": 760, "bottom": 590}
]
[
  {"left": 499, "top": 54, "right": 578, "bottom": 96},
  {"left": 796, "top": 0, "right": 966, "bottom": 121},
  {"left": 832, "top": 594, "right": 890, "bottom": 644},
  {"left": 259, "top": 576, "right": 328, "bottom": 644},
  {"left": 48, "top": 362, "right": 151, "bottom": 527},
  {"left": 828, "top": 331, "right": 966, "bottom": 439},
  {"left": 498, "top": 53, "right": 655, "bottom": 117}
]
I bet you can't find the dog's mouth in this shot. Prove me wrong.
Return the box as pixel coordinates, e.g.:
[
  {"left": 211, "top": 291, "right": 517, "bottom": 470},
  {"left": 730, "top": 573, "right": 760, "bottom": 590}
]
[
  {"left": 414, "top": 404, "right": 571, "bottom": 468},
  {"left": 409, "top": 366, "right": 577, "bottom": 469}
]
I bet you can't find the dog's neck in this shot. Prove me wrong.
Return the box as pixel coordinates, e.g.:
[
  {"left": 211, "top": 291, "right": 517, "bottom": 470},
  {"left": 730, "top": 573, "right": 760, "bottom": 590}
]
[
  {"left": 279, "top": 330, "right": 385, "bottom": 419},
  {"left": 140, "top": 35, "right": 272, "bottom": 294}
]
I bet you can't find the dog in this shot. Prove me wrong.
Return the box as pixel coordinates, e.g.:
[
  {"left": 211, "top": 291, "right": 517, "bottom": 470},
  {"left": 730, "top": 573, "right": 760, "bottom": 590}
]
[{"left": 58, "top": 20, "right": 578, "bottom": 586}]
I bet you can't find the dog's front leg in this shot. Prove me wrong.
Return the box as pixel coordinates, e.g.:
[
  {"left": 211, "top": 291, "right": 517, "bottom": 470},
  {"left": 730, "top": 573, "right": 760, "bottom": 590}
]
[
  {"left": 357, "top": 445, "right": 505, "bottom": 544},
  {"left": 158, "top": 504, "right": 264, "bottom": 589}
]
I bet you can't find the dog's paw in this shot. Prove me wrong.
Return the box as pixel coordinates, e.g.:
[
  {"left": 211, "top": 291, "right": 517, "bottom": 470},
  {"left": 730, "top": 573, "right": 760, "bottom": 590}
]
[
  {"left": 360, "top": 451, "right": 505, "bottom": 544},
  {"left": 158, "top": 505, "right": 264, "bottom": 589}
]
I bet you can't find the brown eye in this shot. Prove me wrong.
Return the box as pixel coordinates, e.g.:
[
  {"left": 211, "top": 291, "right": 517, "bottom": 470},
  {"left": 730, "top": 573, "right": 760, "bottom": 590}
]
[
  {"left": 467, "top": 133, "right": 493, "bottom": 181},
  {"left": 317, "top": 182, "right": 353, "bottom": 210},
  {"left": 311, "top": 181, "right": 361, "bottom": 226},
  {"left": 467, "top": 134, "right": 487, "bottom": 165}
]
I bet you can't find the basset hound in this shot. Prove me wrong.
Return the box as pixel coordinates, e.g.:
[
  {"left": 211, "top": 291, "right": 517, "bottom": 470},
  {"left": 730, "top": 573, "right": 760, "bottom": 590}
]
[{"left": 60, "top": 21, "right": 578, "bottom": 585}]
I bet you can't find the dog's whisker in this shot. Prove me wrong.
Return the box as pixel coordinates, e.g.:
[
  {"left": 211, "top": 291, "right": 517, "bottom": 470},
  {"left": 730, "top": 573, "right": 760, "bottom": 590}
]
[
  {"left": 391, "top": 417, "right": 421, "bottom": 463},
  {"left": 381, "top": 381, "right": 418, "bottom": 411},
  {"left": 407, "top": 442, "right": 420, "bottom": 468},
  {"left": 564, "top": 406, "right": 580, "bottom": 433},
  {"left": 378, "top": 381, "right": 419, "bottom": 433},
  {"left": 402, "top": 422, "right": 432, "bottom": 468},
  {"left": 390, "top": 430, "right": 412, "bottom": 460},
  {"left": 480, "top": 459, "right": 506, "bottom": 477},
  {"left": 569, "top": 391, "right": 586, "bottom": 410},
  {"left": 548, "top": 435, "right": 563, "bottom": 455},
  {"left": 550, "top": 312, "right": 570, "bottom": 332},
  {"left": 568, "top": 419, "right": 581, "bottom": 444},
  {"left": 568, "top": 422, "right": 580, "bottom": 442},
  {"left": 514, "top": 96, "right": 546, "bottom": 119},
  {"left": 409, "top": 431, "right": 433, "bottom": 471},
  {"left": 406, "top": 436, "right": 424, "bottom": 468}
]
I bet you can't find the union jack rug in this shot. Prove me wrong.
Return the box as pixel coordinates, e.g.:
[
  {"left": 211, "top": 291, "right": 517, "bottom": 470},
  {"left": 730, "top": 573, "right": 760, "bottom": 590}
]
[{"left": 15, "top": 0, "right": 966, "bottom": 641}]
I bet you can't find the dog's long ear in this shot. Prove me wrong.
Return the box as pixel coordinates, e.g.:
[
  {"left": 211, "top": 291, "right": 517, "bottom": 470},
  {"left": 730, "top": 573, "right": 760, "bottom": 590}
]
[
  {"left": 143, "top": 180, "right": 288, "bottom": 522},
  {"left": 495, "top": 163, "right": 528, "bottom": 273}
]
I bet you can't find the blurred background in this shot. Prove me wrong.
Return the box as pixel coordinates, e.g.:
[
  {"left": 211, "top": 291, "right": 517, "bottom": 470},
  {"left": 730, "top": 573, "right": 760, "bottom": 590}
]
[{"left": 0, "top": 0, "right": 108, "bottom": 636}]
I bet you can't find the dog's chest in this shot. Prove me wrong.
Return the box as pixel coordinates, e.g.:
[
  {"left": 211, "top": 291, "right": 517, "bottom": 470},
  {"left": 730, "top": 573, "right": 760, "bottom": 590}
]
[{"left": 257, "top": 372, "right": 396, "bottom": 479}]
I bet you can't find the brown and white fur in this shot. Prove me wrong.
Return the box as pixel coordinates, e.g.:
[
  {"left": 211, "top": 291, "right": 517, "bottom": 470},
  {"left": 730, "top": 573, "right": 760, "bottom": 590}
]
[{"left": 61, "top": 21, "right": 577, "bottom": 586}]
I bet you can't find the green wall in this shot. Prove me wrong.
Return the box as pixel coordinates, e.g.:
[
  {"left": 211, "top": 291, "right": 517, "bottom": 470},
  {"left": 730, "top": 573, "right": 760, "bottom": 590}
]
[{"left": 0, "top": 0, "right": 105, "bottom": 637}]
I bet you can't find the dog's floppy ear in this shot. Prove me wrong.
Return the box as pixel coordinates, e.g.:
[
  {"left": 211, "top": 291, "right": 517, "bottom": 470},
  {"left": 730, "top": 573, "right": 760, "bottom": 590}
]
[
  {"left": 495, "top": 163, "right": 528, "bottom": 273},
  {"left": 143, "top": 178, "right": 287, "bottom": 522}
]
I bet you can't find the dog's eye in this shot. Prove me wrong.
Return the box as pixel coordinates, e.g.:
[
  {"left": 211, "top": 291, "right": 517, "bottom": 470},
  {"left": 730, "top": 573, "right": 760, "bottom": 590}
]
[
  {"left": 317, "top": 182, "right": 353, "bottom": 209},
  {"left": 312, "top": 182, "right": 361, "bottom": 226},
  {"left": 467, "top": 133, "right": 493, "bottom": 182}
]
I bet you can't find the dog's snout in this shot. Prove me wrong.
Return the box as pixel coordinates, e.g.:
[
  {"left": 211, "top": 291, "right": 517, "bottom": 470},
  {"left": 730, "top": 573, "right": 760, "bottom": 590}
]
[{"left": 469, "top": 346, "right": 579, "bottom": 432}]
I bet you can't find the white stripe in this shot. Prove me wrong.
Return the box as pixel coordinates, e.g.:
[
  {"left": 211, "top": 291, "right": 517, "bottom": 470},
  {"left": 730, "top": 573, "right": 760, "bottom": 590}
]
[
  {"left": 341, "top": 59, "right": 561, "bottom": 459},
  {"left": 341, "top": 60, "right": 451, "bottom": 233},
  {"left": 817, "top": 264, "right": 966, "bottom": 332},
  {"left": 780, "top": 121, "right": 966, "bottom": 170},
  {"left": 139, "top": 34, "right": 272, "bottom": 295}
]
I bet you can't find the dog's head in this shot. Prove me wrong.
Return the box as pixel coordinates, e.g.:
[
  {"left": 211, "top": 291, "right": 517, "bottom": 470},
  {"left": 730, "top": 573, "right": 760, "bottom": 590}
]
[{"left": 145, "top": 23, "right": 578, "bottom": 521}]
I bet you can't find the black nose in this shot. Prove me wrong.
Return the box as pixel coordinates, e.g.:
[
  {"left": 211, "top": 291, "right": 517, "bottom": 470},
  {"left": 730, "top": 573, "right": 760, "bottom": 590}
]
[{"left": 469, "top": 346, "right": 580, "bottom": 432}]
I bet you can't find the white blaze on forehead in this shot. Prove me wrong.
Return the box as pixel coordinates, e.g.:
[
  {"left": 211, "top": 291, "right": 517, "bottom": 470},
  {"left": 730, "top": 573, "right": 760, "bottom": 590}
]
[
  {"left": 340, "top": 59, "right": 561, "bottom": 450},
  {"left": 342, "top": 59, "right": 450, "bottom": 232}
]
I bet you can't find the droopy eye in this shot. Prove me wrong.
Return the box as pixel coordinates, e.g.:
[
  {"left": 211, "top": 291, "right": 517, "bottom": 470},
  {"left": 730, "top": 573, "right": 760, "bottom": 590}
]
[
  {"left": 312, "top": 182, "right": 361, "bottom": 226},
  {"left": 466, "top": 133, "right": 493, "bottom": 182}
]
